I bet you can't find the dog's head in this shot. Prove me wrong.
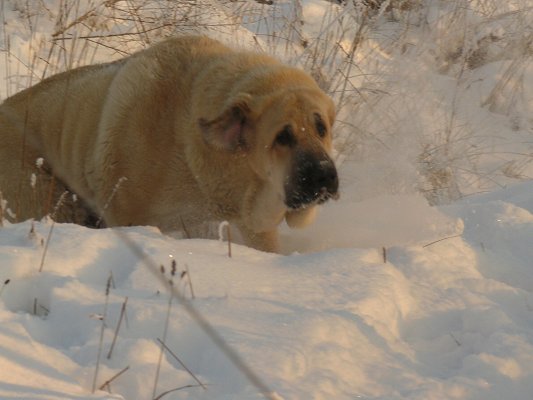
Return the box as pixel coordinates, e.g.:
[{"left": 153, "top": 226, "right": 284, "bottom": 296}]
[{"left": 199, "top": 81, "right": 339, "bottom": 212}]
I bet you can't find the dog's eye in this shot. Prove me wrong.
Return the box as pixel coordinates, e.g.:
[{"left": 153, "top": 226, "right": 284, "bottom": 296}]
[
  {"left": 314, "top": 113, "right": 327, "bottom": 138},
  {"left": 274, "top": 125, "right": 296, "bottom": 147}
]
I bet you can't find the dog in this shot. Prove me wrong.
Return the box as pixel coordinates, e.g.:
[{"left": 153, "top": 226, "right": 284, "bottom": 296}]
[{"left": 0, "top": 36, "right": 338, "bottom": 252}]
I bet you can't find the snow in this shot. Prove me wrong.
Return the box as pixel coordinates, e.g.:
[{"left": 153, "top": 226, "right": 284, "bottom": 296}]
[
  {"left": 1, "top": 184, "right": 533, "bottom": 399},
  {"left": 1, "top": 0, "right": 533, "bottom": 399}
]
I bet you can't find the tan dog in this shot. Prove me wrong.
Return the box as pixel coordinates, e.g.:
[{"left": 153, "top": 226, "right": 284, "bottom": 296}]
[{"left": 0, "top": 36, "right": 338, "bottom": 252}]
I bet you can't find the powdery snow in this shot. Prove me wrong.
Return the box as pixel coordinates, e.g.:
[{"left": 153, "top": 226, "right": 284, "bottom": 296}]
[{"left": 1, "top": 182, "right": 533, "bottom": 399}]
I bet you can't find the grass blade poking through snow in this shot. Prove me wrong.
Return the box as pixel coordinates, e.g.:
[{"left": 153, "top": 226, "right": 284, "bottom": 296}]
[
  {"left": 152, "top": 261, "right": 176, "bottom": 399},
  {"left": 0, "top": 279, "right": 10, "bottom": 298},
  {"left": 0, "top": 191, "right": 5, "bottom": 227},
  {"left": 153, "top": 384, "right": 208, "bottom": 400},
  {"left": 156, "top": 338, "right": 207, "bottom": 390},
  {"left": 92, "top": 273, "right": 112, "bottom": 393},
  {"left": 218, "top": 221, "right": 232, "bottom": 258},
  {"left": 98, "top": 365, "right": 130, "bottom": 393},
  {"left": 39, "top": 190, "right": 69, "bottom": 272},
  {"left": 107, "top": 296, "right": 128, "bottom": 360},
  {"left": 95, "top": 176, "right": 127, "bottom": 228},
  {"left": 184, "top": 264, "right": 195, "bottom": 300}
]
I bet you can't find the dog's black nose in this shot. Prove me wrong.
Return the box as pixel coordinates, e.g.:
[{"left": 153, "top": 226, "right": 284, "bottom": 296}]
[
  {"left": 314, "top": 159, "right": 338, "bottom": 196},
  {"left": 285, "top": 151, "right": 339, "bottom": 209}
]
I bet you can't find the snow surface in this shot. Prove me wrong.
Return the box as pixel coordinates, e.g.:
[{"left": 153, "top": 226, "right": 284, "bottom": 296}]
[
  {"left": 1, "top": 0, "right": 533, "bottom": 399},
  {"left": 1, "top": 182, "right": 533, "bottom": 400}
]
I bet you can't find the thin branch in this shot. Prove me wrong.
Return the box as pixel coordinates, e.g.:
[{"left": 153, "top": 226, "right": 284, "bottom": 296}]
[
  {"left": 184, "top": 264, "right": 195, "bottom": 300},
  {"left": 107, "top": 296, "right": 128, "bottom": 360},
  {"left": 92, "top": 274, "right": 113, "bottom": 393},
  {"left": 156, "top": 338, "right": 207, "bottom": 390},
  {"left": 98, "top": 365, "right": 130, "bottom": 391},
  {"left": 422, "top": 234, "right": 463, "bottom": 248},
  {"left": 153, "top": 384, "right": 207, "bottom": 400}
]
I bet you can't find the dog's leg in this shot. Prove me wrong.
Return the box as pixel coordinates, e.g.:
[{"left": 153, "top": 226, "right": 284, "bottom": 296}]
[{"left": 237, "top": 223, "right": 280, "bottom": 253}]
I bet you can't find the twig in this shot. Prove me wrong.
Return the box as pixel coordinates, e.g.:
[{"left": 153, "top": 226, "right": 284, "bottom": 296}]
[
  {"left": 227, "top": 224, "right": 232, "bottom": 258},
  {"left": 156, "top": 338, "right": 207, "bottom": 390},
  {"left": 218, "top": 221, "right": 232, "bottom": 258},
  {"left": 422, "top": 234, "right": 463, "bottom": 248},
  {"left": 0, "top": 191, "right": 4, "bottom": 227},
  {"left": 96, "top": 176, "right": 127, "bottom": 228},
  {"left": 382, "top": 247, "right": 387, "bottom": 263},
  {"left": 184, "top": 264, "right": 195, "bottom": 300},
  {"left": 39, "top": 190, "right": 69, "bottom": 272},
  {"left": 0, "top": 279, "right": 10, "bottom": 298},
  {"left": 51, "top": 23, "right": 175, "bottom": 41},
  {"left": 153, "top": 384, "right": 207, "bottom": 400},
  {"left": 107, "top": 296, "right": 128, "bottom": 360},
  {"left": 152, "top": 265, "right": 176, "bottom": 399},
  {"left": 92, "top": 274, "right": 112, "bottom": 393},
  {"left": 109, "top": 271, "right": 116, "bottom": 290},
  {"left": 38, "top": 221, "right": 55, "bottom": 272},
  {"left": 28, "top": 220, "right": 36, "bottom": 240},
  {"left": 450, "top": 333, "right": 461, "bottom": 346},
  {"left": 52, "top": 9, "right": 97, "bottom": 38},
  {"left": 39, "top": 304, "right": 50, "bottom": 315},
  {"left": 179, "top": 216, "right": 191, "bottom": 239},
  {"left": 98, "top": 365, "right": 130, "bottom": 392},
  {"left": 44, "top": 177, "right": 56, "bottom": 217}
]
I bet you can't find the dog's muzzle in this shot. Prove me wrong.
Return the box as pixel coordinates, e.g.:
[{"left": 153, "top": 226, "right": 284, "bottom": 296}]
[{"left": 284, "top": 150, "right": 339, "bottom": 210}]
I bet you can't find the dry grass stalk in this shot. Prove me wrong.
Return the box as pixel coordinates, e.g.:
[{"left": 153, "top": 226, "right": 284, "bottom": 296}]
[
  {"left": 39, "top": 304, "right": 50, "bottom": 316},
  {"left": 184, "top": 264, "right": 195, "bottom": 300},
  {"left": 92, "top": 273, "right": 113, "bottom": 393},
  {"left": 107, "top": 296, "right": 128, "bottom": 360},
  {"left": 156, "top": 338, "right": 207, "bottom": 390},
  {"left": 0, "top": 191, "right": 4, "bottom": 227},
  {"left": 153, "top": 384, "right": 208, "bottom": 400},
  {"left": 38, "top": 190, "right": 69, "bottom": 272},
  {"left": 218, "top": 221, "right": 232, "bottom": 257},
  {"left": 450, "top": 332, "right": 462, "bottom": 347},
  {"left": 179, "top": 216, "right": 192, "bottom": 239},
  {"left": 96, "top": 176, "right": 128, "bottom": 228},
  {"left": 98, "top": 365, "right": 130, "bottom": 392},
  {"left": 152, "top": 261, "right": 177, "bottom": 399},
  {"left": 0, "top": 279, "right": 10, "bottom": 298},
  {"left": 422, "top": 234, "right": 463, "bottom": 248},
  {"left": 226, "top": 224, "right": 232, "bottom": 258}
]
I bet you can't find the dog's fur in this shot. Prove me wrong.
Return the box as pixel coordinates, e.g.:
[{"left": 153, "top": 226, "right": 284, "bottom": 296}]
[{"left": 0, "top": 36, "right": 338, "bottom": 252}]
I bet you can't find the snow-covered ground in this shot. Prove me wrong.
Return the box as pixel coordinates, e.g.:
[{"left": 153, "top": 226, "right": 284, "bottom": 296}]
[
  {"left": 1, "top": 182, "right": 533, "bottom": 399},
  {"left": 1, "top": 0, "right": 533, "bottom": 399}
]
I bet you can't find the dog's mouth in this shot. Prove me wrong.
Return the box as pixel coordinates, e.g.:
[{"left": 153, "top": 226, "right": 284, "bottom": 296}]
[
  {"left": 317, "top": 187, "right": 340, "bottom": 204},
  {"left": 285, "top": 187, "right": 339, "bottom": 210}
]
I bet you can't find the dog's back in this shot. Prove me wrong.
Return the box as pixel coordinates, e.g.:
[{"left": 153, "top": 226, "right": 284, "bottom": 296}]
[{"left": 0, "top": 60, "right": 123, "bottom": 222}]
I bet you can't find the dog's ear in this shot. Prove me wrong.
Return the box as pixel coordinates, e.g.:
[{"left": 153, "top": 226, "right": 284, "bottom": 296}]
[{"left": 199, "top": 94, "right": 252, "bottom": 152}]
